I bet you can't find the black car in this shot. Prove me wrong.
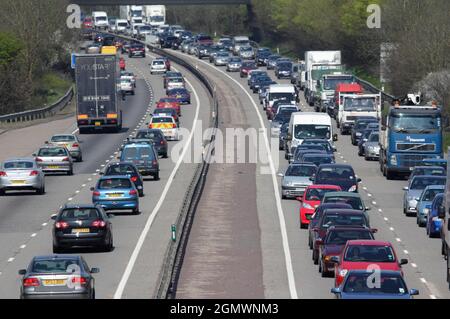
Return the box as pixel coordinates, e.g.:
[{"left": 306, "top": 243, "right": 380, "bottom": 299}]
[
  {"left": 313, "top": 164, "right": 362, "bottom": 193},
  {"left": 279, "top": 122, "right": 290, "bottom": 151},
  {"left": 135, "top": 129, "right": 169, "bottom": 158},
  {"left": 103, "top": 162, "right": 144, "bottom": 197},
  {"left": 128, "top": 43, "right": 145, "bottom": 58},
  {"left": 160, "top": 35, "right": 177, "bottom": 48},
  {"left": 351, "top": 117, "right": 378, "bottom": 145},
  {"left": 302, "top": 153, "right": 336, "bottom": 167},
  {"left": 256, "top": 50, "right": 272, "bottom": 66},
  {"left": 291, "top": 144, "right": 327, "bottom": 163},
  {"left": 357, "top": 128, "right": 377, "bottom": 156},
  {"left": 196, "top": 44, "right": 211, "bottom": 59},
  {"left": 250, "top": 75, "right": 271, "bottom": 92},
  {"left": 51, "top": 204, "right": 114, "bottom": 253}
]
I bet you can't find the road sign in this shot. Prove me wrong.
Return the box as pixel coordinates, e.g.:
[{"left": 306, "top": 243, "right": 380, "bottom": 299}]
[{"left": 71, "top": 53, "right": 76, "bottom": 69}]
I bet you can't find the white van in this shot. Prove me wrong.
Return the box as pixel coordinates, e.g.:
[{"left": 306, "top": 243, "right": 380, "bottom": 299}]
[
  {"left": 286, "top": 112, "right": 337, "bottom": 159},
  {"left": 92, "top": 11, "right": 108, "bottom": 30},
  {"left": 265, "top": 84, "right": 296, "bottom": 110},
  {"left": 115, "top": 19, "right": 129, "bottom": 33}
]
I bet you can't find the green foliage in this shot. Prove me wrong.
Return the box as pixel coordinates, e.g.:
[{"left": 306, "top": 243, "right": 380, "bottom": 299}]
[{"left": 0, "top": 32, "right": 22, "bottom": 66}]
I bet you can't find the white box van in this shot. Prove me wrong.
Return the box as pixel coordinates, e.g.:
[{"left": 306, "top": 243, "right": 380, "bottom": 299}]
[
  {"left": 286, "top": 112, "right": 337, "bottom": 159},
  {"left": 265, "top": 84, "right": 296, "bottom": 110},
  {"left": 92, "top": 11, "right": 108, "bottom": 30}
]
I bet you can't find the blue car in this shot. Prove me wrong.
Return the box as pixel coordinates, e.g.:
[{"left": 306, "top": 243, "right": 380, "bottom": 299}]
[
  {"left": 427, "top": 193, "right": 444, "bottom": 238},
  {"left": 416, "top": 185, "right": 445, "bottom": 227},
  {"left": 167, "top": 88, "right": 191, "bottom": 104},
  {"left": 331, "top": 270, "right": 418, "bottom": 299},
  {"left": 91, "top": 175, "right": 139, "bottom": 214}
]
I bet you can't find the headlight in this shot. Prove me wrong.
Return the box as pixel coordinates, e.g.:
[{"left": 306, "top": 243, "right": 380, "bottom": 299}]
[
  {"left": 390, "top": 155, "right": 397, "bottom": 165},
  {"left": 302, "top": 202, "right": 313, "bottom": 209},
  {"left": 356, "top": 132, "right": 362, "bottom": 136},
  {"left": 285, "top": 181, "right": 293, "bottom": 187},
  {"left": 339, "top": 269, "right": 348, "bottom": 277},
  {"left": 423, "top": 208, "right": 430, "bottom": 216},
  {"left": 348, "top": 185, "right": 357, "bottom": 192},
  {"left": 408, "top": 199, "right": 417, "bottom": 207}
]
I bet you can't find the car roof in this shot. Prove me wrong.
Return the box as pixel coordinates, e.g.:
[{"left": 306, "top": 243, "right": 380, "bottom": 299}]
[
  {"left": 303, "top": 153, "right": 333, "bottom": 158},
  {"left": 423, "top": 185, "right": 445, "bottom": 190},
  {"left": 327, "top": 225, "right": 370, "bottom": 232},
  {"left": 3, "top": 157, "right": 36, "bottom": 162},
  {"left": 318, "top": 203, "right": 353, "bottom": 209},
  {"left": 100, "top": 175, "right": 131, "bottom": 180},
  {"left": 346, "top": 269, "right": 402, "bottom": 276},
  {"left": 33, "top": 254, "right": 80, "bottom": 261},
  {"left": 318, "top": 164, "right": 353, "bottom": 169},
  {"left": 62, "top": 203, "right": 99, "bottom": 209},
  {"left": 289, "top": 163, "right": 317, "bottom": 168},
  {"left": 346, "top": 240, "right": 393, "bottom": 246},
  {"left": 137, "top": 128, "right": 162, "bottom": 133},
  {"left": 123, "top": 143, "right": 153, "bottom": 148},
  {"left": 306, "top": 184, "right": 341, "bottom": 190},
  {"left": 412, "top": 175, "right": 446, "bottom": 180},
  {"left": 323, "top": 209, "right": 365, "bottom": 215},
  {"left": 324, "top": 192, "right": 361, "bottom": 198}
]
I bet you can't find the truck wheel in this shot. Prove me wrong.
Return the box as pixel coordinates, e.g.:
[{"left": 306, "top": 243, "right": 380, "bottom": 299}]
[{"left": 386, "top": 169, "right": 394, "bottom": 180}]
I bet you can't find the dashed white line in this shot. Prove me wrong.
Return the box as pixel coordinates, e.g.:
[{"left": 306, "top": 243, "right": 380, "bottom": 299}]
[
  {"left": 411, "top": 263, "right": 417, "bottom": 268},
  {"left": 7, "top": 258, "right": 14, "bottom": 263},
  {"left": 384, "top": 217, "right": 389, "bottom": 221},
  {"left": 31, "top": 233, "right": 37, "bottom": 238},
  {"left": 20, "top": 245, "right": 26, "bottom": 249},
  {"left": 372, "top": 201, "right": 377, "bottom": 205},
  {"left": 430, "top": 295, "right": 437, "bottom": 299},
  {"left": 389, "top": 227, "right": 395, "bottom": 231},
  {"left": 378, "top": 208, "right": 383, "bottom": 213},
  {"left": 403, "top": 250, "right": 409, "bottom": 254},
  {"left": 67, "top": 198, "right": 73, "bottom": 201},
  {"left": 367, "top": 193, "right": 372, "bottom": 197},
  {"left": 396, "top": 238, "right": 401, "bottom": 242},
  {"left": 42, "top": 222, "right": 48, "bottom": 226},
  {"left": 420, "top": 278, "right": 427, "bottom": 283}
]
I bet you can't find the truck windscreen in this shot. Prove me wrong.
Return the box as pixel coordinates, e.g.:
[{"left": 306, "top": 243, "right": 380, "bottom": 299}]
[
  {"left": 324, "top": 77, "right": 353, "bottom": 90},
  {"left": 390, "top": 114, "right": 440, "bottom": 133},
  {"left": 344, "top": 98, "right": 376, "bottom": 111}
]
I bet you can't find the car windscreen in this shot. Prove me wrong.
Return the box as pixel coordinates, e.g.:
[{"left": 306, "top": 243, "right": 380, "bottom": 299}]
[
  {"left": 368, "top": 133, "right": 379, "bottom": 142},
  {"left": 32, "top": 259, "right": 81, "bottom": 274},
  {"left": 4, "top": 161, "right": 34, "bottom": 169},
  {"left": 321, "top": 214, "right": 367, "bottom": 228},
  {"left": 169, "top": 78, "right": 184, "bottom": 83},
  {"left": 285, "top": 165, "right": 316, "bottom": 177},
  {"left": 411, "top": 177, "right": 446, "bottom": 190},
  {"left": 343, "top": 273, "right": 407, "bottom": 294},
  {"left": 305, "top": 188, "right": 339, "bottom": 201},
  {"left": 60, "top": 208, "right": 100, "bottom": 220},
  {"left": 51, "top": 135, "right": 75, "bottom": 142},
  {"left": 152, "top": 60, "right": 164, "bottom": 65},
  {"left": 294, "top": 125, "right": 330, "bottom": 140},
  {"left": 98, "top": 178, "right": 132, "bottom": 189},
  {"left": 323, "top": 196, "right": 364, "bottom": 210},
  {"left": 38, "top": 148, "right": 68, "bottom": 157},
  {"left": 325, "top": 230, "right": 372, "bottom": 245},
  {"left": 344, "top": 245, "right": 396, "bottom": 263},
  {"left": 390, "top": 113, "right": 440, "bottom": 133}
]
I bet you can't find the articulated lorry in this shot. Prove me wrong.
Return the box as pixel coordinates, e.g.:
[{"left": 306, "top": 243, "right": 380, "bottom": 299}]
[
  {"left": 379, "top": 104, "right": 443, "bottom": 179},
  {"left": 304, "top": 51, "right": 341, "bottom": 107},
  {"left": 75, "top": 54, "right": 122, "bottom": 134}
]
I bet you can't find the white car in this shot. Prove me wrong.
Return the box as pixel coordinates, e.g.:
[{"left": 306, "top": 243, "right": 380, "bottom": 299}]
[
  {"left": 166, "top": 77, "right": 185, "bottom": 91},
  {"left": 150, "top": 59, "right": 167, "bottom": 74},
  {"left": 120, "top": 78, "right": 135, "bottom": 95},
  {"left": 149, "top": 116, "right": 179, "bottom": 140},
  {"left": 120, "top": 71, "right": 136, "bottom": 88}
]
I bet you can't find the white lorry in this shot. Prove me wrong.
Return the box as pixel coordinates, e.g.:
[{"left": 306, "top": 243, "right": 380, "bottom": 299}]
[
  {"left": 92, "top": 11, "right": 108, "bottom": 30},
  {"left": 337, "top": 93, "right": 381, "bottom": 134},
  {"left": 304, "top": 51, "right": 341, "bottom": 107},
  {"left": 145, "top": 5, "right": 166, "bottom": 26}
]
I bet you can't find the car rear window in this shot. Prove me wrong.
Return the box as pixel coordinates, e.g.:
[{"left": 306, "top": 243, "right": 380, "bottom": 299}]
[
  {"left": 152, "top": 117, "right": 173, "bottom": 123},
  {"left": 323, "top": 196, "right": 364, "bottom": 210},
  {"left": 105, "top": 165, "right": 137, "bottom": 176},
  {"left": 153, "top": 60, "right": 164, "bottom": 65},
  {"left": 38, "top": 148, "right": 68, "bottom": 157},
  {"left": 98, "top": 178, "right": 132, "bottom": 189},
  {"left": 51, "top": 135, "right": 75, "bottom": 142},
  {"left": 285, "top": 165, "right": 316, "bottom": 177},
  {"left": 122, "top": 146, "right": 155, "bottom": 161},
  {"left": 321, "top": 214, "right": 367, "bottom": 228},
  {"left": 343, "top": 273, "right": 406, "bottom": 294},
  {"left": 317, "top": 167, "right": 355, "bottom": 181},
  {"left": 32, "top": 259, "right": 80, "bottom": 274},
  {"left": 325, "top": 230, "right": 373, "bottom": 245},
  {"left": 4, "top": 161, "right": 34, "bottom": 169},
  {"left": 136, "top": 131, "right": 163, "bottom": 140},
  {"left": 60, "top": 208, "right": 100, "bottom": 220},
  {"left": 305, "top": 188, "right": 339, "bottom": 201}
]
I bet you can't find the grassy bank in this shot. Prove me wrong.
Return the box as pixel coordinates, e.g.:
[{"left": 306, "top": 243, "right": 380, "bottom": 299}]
[{"left": 31, "top": 72, "right": 72, "bottom": 109}]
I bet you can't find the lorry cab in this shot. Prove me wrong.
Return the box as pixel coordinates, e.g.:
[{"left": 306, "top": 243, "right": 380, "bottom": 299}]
[
  {"left": 316, "top": 74, "right": 355, "bottom": 114},
  {"left": 286, "top": 112, "right": 337, "bottom": 160},
  {"left": 338, "top": 93, "right": 381, "bottom": 134}
]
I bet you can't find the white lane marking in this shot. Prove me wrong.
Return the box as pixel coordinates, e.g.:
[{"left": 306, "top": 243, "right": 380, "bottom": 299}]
[
  {"left": 114, "top": 72, "right": 201, "bottom": 299},
  {"left": 384, "top": 217, "right": 389, "bottom": 221},
  {"left": 75, "top": 190, "right": 80, "bottom": 194},
  {"left": 420, "top": 278, "right": 427, "bottom": 283},
  {"left": 367, "top": 193, "right": 372, "bottom": 197},
  {"left": 31, "top": 233, "right": 37, "bottom": 237},
  {"left": 363, "top": 186, "right": 367, "bottom": 190},
  {"left": 389, "top": 227, "right": 394, "bottom": 231},
  {"left": 372, "top": 201, "right": 377, "bottom": 205},
  {"left": 88, "top": 178, "right": 92, "bottom": 181},
  {"left": 430, "top": 295, "right": 437, "bottom": 299},
  {"left": 396, "top": 238, "right": 401, "bottom": 242},
  {"left": 7, "top": 258, "right": 14, "bottom": 262},
  {"left": 411, "top": 263, "right": 417, "bottom": 268},
  {"left": 42, "top": 222, "right": 47, "bottom": 226},
  {"left": 403, "top": 250, "right": 409, "bottom": 254},
  {"left": 192, "top": 55, "right": 299, "bottom": 298},
  {"left": 71, "top": 128, "right": 79, "bottom": 135},
  {"left": 67, "top": 198, "right": 73, "bottom": 201},
  {"left": 82, "top": 184, "right": 86, "bottom": 187},
  {"left": 378, "top": 208, "right": 383, "bottom": 213},
  {"left": 20, "top": 245, "right": 26, "bottom": 249}
]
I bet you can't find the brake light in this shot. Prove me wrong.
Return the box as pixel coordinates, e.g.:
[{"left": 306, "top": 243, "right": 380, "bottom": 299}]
[
  {"left": 152, "top": 160, "right": 158, "bottom": 165},
  {"left": 149, "top": 124, "right": 154, "bottom": 128},
  {"left": 55, "top": 221, "right": 69, "bottom": 229},
  {"left": 62, "top": 157, "right": 70, "bottom": 162},
  {"left": 93, "top": 191, "right": 100, "bottom": 196},
  {"left": 91, "top": 220, "right": 106, "bottom": 228},
  {"left": 130, "top": 176, "right": 138, "bottom": 182},
  {"left": 35, "top": 157, "right": 43, "bottom": 162},
  {"left": 72, "top": 143, "right": 79, "bottom": 148},
  {"left": 71, "top": 276, "right": 88, "bottom": 285},
  {"left": 129, "top": 189, "right": 137, "bottom": 196},
  {"left": 23, "top": 278, "right": 40, "bottom": 287},
  {"left": 29, "top": 170, "right": 39, "bottom": 176},
  {"left": 171, "top": 123, "right": 177, "bottom": 128},
  {"left": 0, "top": 171, "right": 6, "bottom": 176},
  {"left": 160, "top": 140, "right": 166, "bottom": 145}
]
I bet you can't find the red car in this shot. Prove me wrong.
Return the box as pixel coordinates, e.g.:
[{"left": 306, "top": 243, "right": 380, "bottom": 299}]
[
  {"left": 297, "top": 185, "right": 342, "bottom": 229},
  {"left": 156, "top": 97, "right": 181, "bottom": 115},
  {"left": 82, "top": 17, "right": 93, "bottom": 29},
  {"left": 240, "top": 62, "right": 258, "bottom": 78},
  {"left": 317, "top": 226, "right": 376, "bottom": 278},
  {"left": 331, "top": 240, "right": 408, "bottom": 287}
]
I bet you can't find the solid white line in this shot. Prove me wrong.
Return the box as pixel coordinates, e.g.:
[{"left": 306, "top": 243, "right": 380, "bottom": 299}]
[
  {"left": 420, "top": 278, "right": 427, "bottom": 283},
  {"left": 430, "top": 295, "right": 437, "bottom": 299},
  {"left": 113, "top": 72, "right": 201, "bottom": 299},
  {"left": 71, "top": 128, "right": 79, "bottom": 135},
  {"left": 190, "top": 54, "right": 298, "bottom": 298}
]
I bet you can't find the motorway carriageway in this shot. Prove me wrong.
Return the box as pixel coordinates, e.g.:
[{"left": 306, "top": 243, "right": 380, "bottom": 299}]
[
  {"left": 0, "top": 49, "right": 212, "bottom": 298},
  {"left": 167, "top": 48, "right": 450, "bottom": 299}
]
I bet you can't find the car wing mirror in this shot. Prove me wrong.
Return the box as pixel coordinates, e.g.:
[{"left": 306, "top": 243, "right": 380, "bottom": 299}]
[
  {"left": 90, "top": 267, "right": 100, "bottom": 274},
  {"left": 50, "top": 214, "right": 57, "bottom": 220},
  {"left": 409, "top": 289, "right": 419, "bottom": 296},
  {"left": 107, "top": 213, "right": 115, "bottom": 219},
  {"left": 403, "top": 186, "right": 409, "bottom": 191},
  {"left": 400, "top": 258, "right": 408, "bottom": 265},
  {"left": 18, "top": 269, "right": 27, "bottom": 275},
  {"left": 296, "top": 197, "right": 303, "bottom": 202},
  {"left": 331, "top": 287, "right": 341, "bottom": 294},
  {"left": 357, "top": 178, "right": 362, "bottom": 183},
  {"left": 277, "top": 173, "right": 284, "bottom": 177}
]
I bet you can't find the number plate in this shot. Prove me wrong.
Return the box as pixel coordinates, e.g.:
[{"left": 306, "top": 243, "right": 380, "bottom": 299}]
[
  {"left": 11, "top": 180, "right": 26, "bottom": 184},
  {"left": 43, "top": 279, "right": 66, "bottom": 286},
  {"left": 47, "top": 165, "right": 60, "bottom": 169},
  {"left": 107, "top": 193, "right": 123, "bottom": 198},
  {"left": 72, "top": 228, "right": 90, "bottom": 233},
  {"left": 95, "top": 121, "right": 101, "bottom": 126}
]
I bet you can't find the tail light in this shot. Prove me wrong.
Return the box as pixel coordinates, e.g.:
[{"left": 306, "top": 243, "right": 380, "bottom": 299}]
[
  {"left": 149, "top": 124, "right": 154, "bottom": 129},
  {"left": 0, "top": 171, "right": 6, "bottom": 176},
  {"left": 72, "top": 143, "right": 79, "bottom": 148},
  {"left": 55, "top": 221, "right": 69, "bottom": 229},
  {"left": 62, "top": 157, "right": 70, "bottom": 162},
  {"left": 23, "top": 278, "right": 40, "bottom": 287},
  {"left": 35, "top": 158, "right": 43, "bottom": 162},
  {"left": 129, "top": 189, "right": 137, "bottom": 196},
  {"left": 152, "top": 160, "right": 158, "bottom": 166},
  {"left": 71, "top": 277, "right": 88, "bottom": 285},
  {"left": 91, "top": 220, "right": 106, "bottom": 227},
  {"left": 160, "top": 140, "right": 166, "bottom": 145},
  {"left": 29, "top": 170, "right": 39, "bottom": 176},
  {"left": 171, "top": 123, "right": 177, "bottom": 128},
  {"left": 93, "top": 190, "right": 100, "bottom": 196},
  {"left": 130, "top": 176, "right": 138, "bottom": 182}
]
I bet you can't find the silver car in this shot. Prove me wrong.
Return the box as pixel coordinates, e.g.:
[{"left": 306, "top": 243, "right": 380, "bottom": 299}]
[
  {"left": 34, "top": 145, "right": 74, "bottom": 175},
  {"left": 214, "top": 52, "right": 230, "bottom": 66},
  {"left": 19, "top": 255, "right": 99, "bottom": 299},
  {"left": 226, "top": 57, "right": 242, "bottom": 72},
  {"left": 0, "top": 157, "right": 45, "bottom": 195},
  {"left": 363, "top": 132, "right": 380, "bottom": 161},
  {"left": 150, "top": 59, "right": 167, "bottom": 74},
  {"left": 403, "top": 175, "right": 446, "bottom": 216},
  {"left": 239, "top": 46, "right": 255, "bottom": 59},
  {"left": 49, "top": 134, "right": 83, "bottom": 162},
  {"left": 279, "top": 163, "right": 317, "bottom": 199}
]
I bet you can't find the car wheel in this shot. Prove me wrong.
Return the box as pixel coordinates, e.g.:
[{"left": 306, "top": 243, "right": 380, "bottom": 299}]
[
  {"left": 313, "top": 249, "right": 319, "bottom": 265},
  {"left": 0, "top": 189, "right": 5, "bottom": 196},
  {"left": 308, "top": 236, "right": 313, "bottom": 250},
  {"left": 67, "top": 168, "right": 73, "bottom": 176},
  {"left": 53, "top": 244, "right": 62, "bottom": 254},
  {"left": 364, "top": 154, "right": 369, "bottom": 161},
  {"left": 138, "top": 189, "right": 144, "bottom": 197},
  {"left": 91, "top": 289, "right": 96, "bottom": 300},
  {"left": 105, "top": 235, "right": 113, "bottom": 252},
  {"left": 77, "top": 155, "right": 83, "bottom": 162},
  {"left": 154, "top": 173, "right": 160, "bottom": 181},
  {"left": 163, "top": 152, "right": 168, "bottom": 159},
  {"left": 132, "top": 207, "right": 139, "bottom": 215},
  {"left": 37, "top": 185, "right": 45, "bottom": 195},
  {"left": 300, "top": 222, "right": 307, "bottom": 229},
  {"left": 131, "top": 91, "right": 135, "bottom": 95},
  {"left": 386, "top": 169, "right": 394, "bottom": 180}
]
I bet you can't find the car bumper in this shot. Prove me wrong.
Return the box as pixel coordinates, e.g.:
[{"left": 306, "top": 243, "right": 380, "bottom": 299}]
[
  {"left": 21, "top": 292, "right": 91, "bottom": 299},
  {"left": 151, "top": 68, "right": 166, "bottom": 73},
  {"left": 129, "top": 51, "right": 145, "bottom": 57},
  {"left": 227, "top": 66, "right": 240, "bottom": 71},
  {"left": 54, "top": 233, "right": 107, "bottom": 246},
  {"left": 321, "top": 259, "right": 336, "bottom": 273},
  {"left": 0, "top": 177, "right": 42, "bottom": 190},
  {"left": 39, "top": 164, "right": 71, "bottom": 172},
  {"left": 160, "top": 129, "right": 179, "bottom": 140},
  {"left": 281, "top": 186, "right": 307, "bottom": 198},
  {"left": 406, "top": 206, "right": 417, "bottom": 214},
  {"left": 429, "top": 220, "right": 443, "bottom": 234},
  {"left": 93, "top": 199, "right": 138, "bottom": 210},
  {"left": 154, "top": 145, "right": 168, "bottom": 156},
  {"left": 135, "top": 166, "right": 159, "bottom": 176},
  {"left": 365, "top": 150, "right": 380, "bottom": 159},
  {"left": 300, "top": 208, "right": 314, "bottom": 224},
  {"left": 69, "top": 150, "right": 81, "bottom": 158}
]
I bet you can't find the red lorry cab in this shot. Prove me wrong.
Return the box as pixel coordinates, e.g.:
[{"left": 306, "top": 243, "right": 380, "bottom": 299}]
[{"left": 334, "top": 83, "right": 363, "bottom": 108}]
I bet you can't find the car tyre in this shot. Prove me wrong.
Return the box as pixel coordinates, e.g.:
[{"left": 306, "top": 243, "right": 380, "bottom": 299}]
[
  {"left": 154, "top": 173, "right": 160, "bottom": 181},
  {"left": 67, "top": 168, "right": 73, "bottom": 176},
  {"left": 313, "top": 249, "right": 319, "bottom": 265},
  {"left": 300, "top": 222, "right": 307, "bottom": 229},
  {"left": 132, "top": 207, "right": 139, "bottom": 215},
  {"left": 138, "top": 189, "right": 144, "bottom": 197},
  {"left": 53, "top": 244, "right": 62, "bottom": 254},
  {"left": 37, "top": 185, "right": 45, "bottom": 195},
  {"left": 0, "top": 189, "right": 5, "bottom": 196}
]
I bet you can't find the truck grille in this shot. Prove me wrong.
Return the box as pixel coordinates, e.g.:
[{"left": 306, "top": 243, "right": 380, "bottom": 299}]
[
  {"left": 398, "top": 154, "right": 429, "bottom": 167},
  {"left": 396, "top": 143, "right": 435, "bottom": 152}
]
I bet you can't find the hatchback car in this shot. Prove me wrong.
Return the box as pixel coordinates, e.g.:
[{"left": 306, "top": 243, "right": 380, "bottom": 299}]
[
  {"left": 34, "top": 145, "right": 74, "bottom": 175},
  {"left": 279, "top": 163, "right": 317, "bottom": 199},
  {"left": 156, "top": 97, "right": 181, "bottom": 115},
  {"left": 103, "top": 162, "right": 144, "bottom": 197},
  {"left": 153, "top": 108, "right": 179, "bottom": 127},
  {"left": 302, "top": 153, "right": 335, "bottom": 167},
  {"left": 166, "top": 77, "right": 185, "bottom": 92},
  {"left": 427, "top": 193, "right": 444, "bottom": 238},
  {"left": 120, "top": 143, "right": 159, "bottom": 179},
  {"left": 214, "top": 52, "right": 230, "bottom": 66},
  {"left": 51, "top": 204, "right": 114, "bottom": 252},
  {"left": 403, "top": 175, "right": 446, "bottom": 216},
  {"left": 163, "top": 71, "right": 183, "bottom": 88},
  {"left": 313, "top": 164, "right": 361, "bottom": 193},
  {"left": 49, "top": 134, "right": 82, "bottom": 162},
  {"left": 332, "top": 240, "right": 408, "bottom": 287},
  {"left": 322, "top": 191, "right": 370, "bottom": 222},
  {"left": 167, "top": 88, "right": 191, "bottom": 105},
  {"left": 408, "top": 166, "right": 446, "bottom": 183},
  {"left": 240, "top": 61, "right": 258, "bottom": 78},
  {"left": 150, "top": 59, "right": 167, "bottom": 74},
  {"left": 19, "top": 255, "right": 99, "bottom": 299},
  {"left": 363, "top": 132, "right": 380, "bottom": 161},
  {"left": 298, "top": 185, "right": 342, "bottom": 229},
  {"left": 416, "top": 185, "right": 444, "bottom": 227},
  {"left": 331, "top": 270, "right": 418, "bottom": 299},
  {"left": 350, "top": 117, "right": 378, "bottom": 145},
  {"left": 128, "top": 43, "right": 145, "bottom": 58},
  {"left": 135, "top": 129, "right": 169, "bottom": 158},
  {"left": 0, "top": 158, "right": 45, "bottom": 195},
  {"left": 357, "top": 127, "right": 377, "bottom": 156},
  {"left": 226, "top": 57, "right": 243, "bottom": 72},
  {"left": 91, "top": 175, "right": 139, "bottom": 214}
]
